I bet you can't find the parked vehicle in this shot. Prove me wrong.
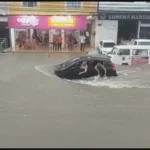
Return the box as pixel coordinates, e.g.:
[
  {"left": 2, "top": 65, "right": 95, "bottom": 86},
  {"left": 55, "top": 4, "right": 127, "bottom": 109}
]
[
  {"left": 133, "top": 39, "right": 150, "bottom": 46},
  {"left": 107, "top": 45, "right": 150, "bottom": 65},
  {"left": 97, "top": 40, "right": 116, "bottom": 55},
  {"left": 54, "top": 55, "right": 117, "bottom": 80}
]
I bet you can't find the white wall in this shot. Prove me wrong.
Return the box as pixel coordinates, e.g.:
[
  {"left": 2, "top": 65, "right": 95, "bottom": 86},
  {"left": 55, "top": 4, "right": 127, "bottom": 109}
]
[
  {"left": 0, "top": 16, "right": 7, "bottom": 22},
  {"left": 95, "top": 19, "right": 118, "bottom": 47}
]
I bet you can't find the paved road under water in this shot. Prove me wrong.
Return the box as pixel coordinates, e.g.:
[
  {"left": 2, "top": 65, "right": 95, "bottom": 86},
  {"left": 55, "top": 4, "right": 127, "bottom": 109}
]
[{"left": 0, "top": 53, "right": 150, "bottom": 148}]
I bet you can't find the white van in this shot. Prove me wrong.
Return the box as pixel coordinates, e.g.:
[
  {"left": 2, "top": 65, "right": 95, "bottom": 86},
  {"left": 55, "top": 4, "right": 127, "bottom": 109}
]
[
  {"left": 108, "top": 45, "right": 150, "bottom": 65},
  {"left": 133, "top": 39, "right": 150, "bottom": 46}
]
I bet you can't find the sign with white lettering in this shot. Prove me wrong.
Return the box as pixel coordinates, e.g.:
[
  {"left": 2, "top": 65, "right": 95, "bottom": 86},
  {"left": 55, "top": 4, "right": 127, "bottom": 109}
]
[
  {"left": 8, "top": 15, "right": 87, "bottom": 30},
  {"left": 98, "top": 13, "right": 150, "bottom": 20},
  {"left": 17, "top": 16, "right": 39, "bottom": 27}
]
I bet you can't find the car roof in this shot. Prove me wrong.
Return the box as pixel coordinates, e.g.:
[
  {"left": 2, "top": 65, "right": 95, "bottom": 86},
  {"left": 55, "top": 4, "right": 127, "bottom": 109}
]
[
  {"left": 113, "top": 45, "right": 150, "bottom": 49},
  {"left": 134, "top": 39, "right": 150, "bottom": 42},
  {"left": 78, "top": 55, "right": 110, "bottom": 61},
  {"left": 101, "top": 40, "right": 115, "bottom": 43}
]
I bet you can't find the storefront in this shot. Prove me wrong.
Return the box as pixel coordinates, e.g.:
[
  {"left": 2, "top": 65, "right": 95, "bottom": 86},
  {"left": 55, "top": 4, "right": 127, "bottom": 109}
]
[
  {"left": 8, "top": 15, "right": 87, "bottom": 51},
  {"left": 96, "top": 2, "right": 150, "bottom": 47}
]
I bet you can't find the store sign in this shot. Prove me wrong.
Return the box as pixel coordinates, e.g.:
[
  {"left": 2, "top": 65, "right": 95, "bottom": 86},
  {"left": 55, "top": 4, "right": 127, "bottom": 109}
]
[
  {"left": 16, "top": 16, "right": 39, "bottom": 27},
  {"left": 8, "top": 15, "right": 47, "bottom": 29},
  {"left": 8, "top": 15, "right": 87, "bottom": 29},
  {"left": 99, "top": 13, "right": 150, "bottom": 20},
  {"left": 48, "top": 16, "right": 76, "bottom": 27}
]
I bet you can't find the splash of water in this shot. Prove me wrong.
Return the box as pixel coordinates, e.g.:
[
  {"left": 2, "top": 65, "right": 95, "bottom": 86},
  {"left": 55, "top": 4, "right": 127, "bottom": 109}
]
[
  {"left": 67, "top": 69, "right": 150, "bottom": 89},
  {"left": 35, "top": 65, "right": 150, "bottom": 89},
  {"left": 68, "top": 76, "right": 150, "bottom": 89}
]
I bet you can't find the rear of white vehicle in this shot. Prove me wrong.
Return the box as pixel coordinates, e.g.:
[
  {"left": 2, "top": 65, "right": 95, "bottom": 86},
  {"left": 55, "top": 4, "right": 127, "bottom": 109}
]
[
  {"left": 108, "top": 45, "right": 150, "bottom": 65},
  {"left": 98, "top": 40, "right": 116, "bottom": 55},
  {"left": 133, "top": 39, "right": 150, "bottom": 46}
]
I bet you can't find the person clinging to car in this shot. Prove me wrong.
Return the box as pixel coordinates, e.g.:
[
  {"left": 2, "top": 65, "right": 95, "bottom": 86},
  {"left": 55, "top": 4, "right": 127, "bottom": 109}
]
[
  {"left": 78, "top": 61, "right": 88, "bottom": 75},
  {"left": 94, "top": 62, "right": 107, "bottom": 77}
]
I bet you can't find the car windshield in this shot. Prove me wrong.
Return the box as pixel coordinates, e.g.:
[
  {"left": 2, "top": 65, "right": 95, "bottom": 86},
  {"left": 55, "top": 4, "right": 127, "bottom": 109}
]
[
  {"left": 103, "top": 42, "right": 115, "bottom": 48},
  {"left": 138, "top": 42, "right": 150, "bottom": 45},
  {"left": 62, "top": 57, "right": 81, "bottom": 67}
]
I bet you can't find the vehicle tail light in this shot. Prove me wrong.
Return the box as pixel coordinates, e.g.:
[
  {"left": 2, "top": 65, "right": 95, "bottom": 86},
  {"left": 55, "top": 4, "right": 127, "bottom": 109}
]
[{"left": 112, "top": 64, "right": 116, "bottom": 71}]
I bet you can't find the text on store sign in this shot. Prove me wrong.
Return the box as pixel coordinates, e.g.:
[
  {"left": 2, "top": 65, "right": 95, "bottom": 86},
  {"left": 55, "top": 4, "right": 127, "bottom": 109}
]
[
  {"left": 48, "top": 16, "right": 76, "bottom": 27},
  {"left": 17, "top": 16, "right": 39, "bottom": 27}
]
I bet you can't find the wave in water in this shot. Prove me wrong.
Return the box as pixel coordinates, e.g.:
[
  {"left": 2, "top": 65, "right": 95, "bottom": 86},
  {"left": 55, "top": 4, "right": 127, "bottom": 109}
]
[
  {"left": 35, "top": 65, "right": 150, "bottom": 89},
  {"left": 67, "top": 69, "right": 150, "bottom": 89}
]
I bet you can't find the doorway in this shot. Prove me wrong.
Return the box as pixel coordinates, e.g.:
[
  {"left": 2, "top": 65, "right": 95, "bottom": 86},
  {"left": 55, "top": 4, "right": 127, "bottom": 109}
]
[
  {"left": 140, "top": 27, "right": 150, "bottom": 39},
  {"left": 117, "top": 20, "right": 138, "bottom": 45},
  {"left": 0, "top": 22, "right": 10, "bottom": 48}
]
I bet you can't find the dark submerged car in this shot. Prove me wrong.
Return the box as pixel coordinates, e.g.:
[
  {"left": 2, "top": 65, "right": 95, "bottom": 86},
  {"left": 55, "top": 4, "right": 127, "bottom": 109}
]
[{"left": 54, "top": 55, "right": 117, "bottom": 80}]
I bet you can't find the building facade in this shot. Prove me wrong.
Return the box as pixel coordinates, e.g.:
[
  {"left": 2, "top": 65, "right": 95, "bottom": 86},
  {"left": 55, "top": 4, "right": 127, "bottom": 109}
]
[
  {"left": 7, "top": 1, "right": 97, "bottom": 51},
  {"left": 0, "top": 2, "right": 10, "bottom": 51},
  {"left": 96, "top": 2, "right": 150, "bottom": 47}
]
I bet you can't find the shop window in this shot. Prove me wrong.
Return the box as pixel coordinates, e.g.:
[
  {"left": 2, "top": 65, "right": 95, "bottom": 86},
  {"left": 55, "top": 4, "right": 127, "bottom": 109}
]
[
  {"left": 66, "top": 2, "right": 81, "bottom": 8},
  {"left": 140, "top": 27, "right": 150, "bottom": 39},
  {"left": 14, "top": 29, "right": 49, "bottom": 50},
  {"left": 22, "top": 2, "right": 38, "bottom": 7}
]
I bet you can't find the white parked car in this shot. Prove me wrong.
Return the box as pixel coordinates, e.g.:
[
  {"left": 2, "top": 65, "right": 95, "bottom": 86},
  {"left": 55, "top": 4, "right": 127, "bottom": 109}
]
[
  {"left": 97, "top": 40, "right": 116, "bottom": 55},
  {"left": 133, "top": 39, "right": 150, "bottom": 46}
]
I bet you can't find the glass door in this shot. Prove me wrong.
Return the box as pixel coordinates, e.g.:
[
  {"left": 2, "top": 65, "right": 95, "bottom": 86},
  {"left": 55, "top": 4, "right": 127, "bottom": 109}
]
[{"left": 140, "top": 27, "right": 150, "bottom": 39}]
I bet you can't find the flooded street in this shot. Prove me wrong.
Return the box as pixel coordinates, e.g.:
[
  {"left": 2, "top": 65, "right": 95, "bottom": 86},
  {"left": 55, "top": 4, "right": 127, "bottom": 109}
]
[{"left": 0, "top": 53, "right": 150, "bottom": 148}]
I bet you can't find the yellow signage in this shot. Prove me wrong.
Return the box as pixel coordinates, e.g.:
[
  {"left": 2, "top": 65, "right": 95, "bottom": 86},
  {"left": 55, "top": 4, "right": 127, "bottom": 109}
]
[{"left": 48, "top": 16, "right": 76, "bottom": 27}]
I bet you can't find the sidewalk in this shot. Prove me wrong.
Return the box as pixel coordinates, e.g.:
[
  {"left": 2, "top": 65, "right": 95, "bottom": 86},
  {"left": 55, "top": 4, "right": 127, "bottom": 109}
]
[{"left": 11, "top": 47, "right": 94, "bottom": 54}]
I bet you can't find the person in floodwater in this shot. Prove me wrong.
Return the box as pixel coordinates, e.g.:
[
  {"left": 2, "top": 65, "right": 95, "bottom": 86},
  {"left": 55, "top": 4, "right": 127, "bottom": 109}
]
[
  {"left": 94, "top": 61, "right": 107, "bottom": 77},
  {"left": 78, "top": 61, "right": 88, "bottom": 75}
]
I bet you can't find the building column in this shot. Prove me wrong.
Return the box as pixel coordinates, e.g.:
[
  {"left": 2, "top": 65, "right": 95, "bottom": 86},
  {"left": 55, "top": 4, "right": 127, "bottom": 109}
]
[
  {"left": 61, "top": 29, "right": 64, "bottom": 49},
  {"left": 30, "top": 29, "right": 33, "bottom": 40},
  {"left": 137, "top": 20, "right": 141, "bottom": 38},
  {"left": 10, "top": 28, "right": 15, "bottom": 50},
  {"left": 91, "top": 17, "right": 96, "bottom": 48},
  {"left": 49, "top": 29, "right": 53, "bottom": 49},
  {"left": 49, "top": 30, "right": 53, "bottom": 42}
]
